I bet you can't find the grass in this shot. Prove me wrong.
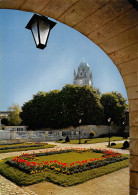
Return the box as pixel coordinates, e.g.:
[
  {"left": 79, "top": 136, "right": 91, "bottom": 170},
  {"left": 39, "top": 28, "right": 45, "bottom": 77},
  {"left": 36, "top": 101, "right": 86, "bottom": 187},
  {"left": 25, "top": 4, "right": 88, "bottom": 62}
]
[
  {"left": 0, "top": 143, "right": 55, "bottom": 153},
  {"left": 24, "top": 151, "right": 102, "bottom": 164},
  {"left": 0, "top": 150, "right": 129, "bottom": 187},
  {"left": 109, "top": 143, "right": 129, "bottom": 150},
  {"left": 57, "top": 137, "right": 125, "bottom": 144}
]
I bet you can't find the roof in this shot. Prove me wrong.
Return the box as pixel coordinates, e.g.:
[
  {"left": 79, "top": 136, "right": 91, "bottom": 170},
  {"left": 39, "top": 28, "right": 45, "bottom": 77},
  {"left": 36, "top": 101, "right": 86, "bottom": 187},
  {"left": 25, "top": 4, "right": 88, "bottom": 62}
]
[{"left": 79, "top": 62, "right": 89, "bottom": 68}]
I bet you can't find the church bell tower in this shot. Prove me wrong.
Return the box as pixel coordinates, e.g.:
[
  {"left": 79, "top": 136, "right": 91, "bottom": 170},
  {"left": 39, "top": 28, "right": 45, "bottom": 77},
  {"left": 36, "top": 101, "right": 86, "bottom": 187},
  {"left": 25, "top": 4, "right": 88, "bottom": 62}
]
[{"left": 73, "top": 61, "right": 93, "bottom": 86}]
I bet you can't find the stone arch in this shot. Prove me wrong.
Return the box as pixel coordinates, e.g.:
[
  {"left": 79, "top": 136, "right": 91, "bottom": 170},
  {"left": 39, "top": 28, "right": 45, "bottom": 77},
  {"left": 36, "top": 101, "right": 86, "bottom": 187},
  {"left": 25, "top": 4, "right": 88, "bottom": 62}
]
[{"left": 0, "top": 0, "right": 137, "bottom": 194}]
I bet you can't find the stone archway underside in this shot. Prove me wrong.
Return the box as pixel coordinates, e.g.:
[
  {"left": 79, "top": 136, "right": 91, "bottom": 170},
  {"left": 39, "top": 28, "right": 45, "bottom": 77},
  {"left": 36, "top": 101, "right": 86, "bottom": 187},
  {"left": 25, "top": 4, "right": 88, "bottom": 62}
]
[{"left": 0, "top": 0, "right": 138, "bottom": 194}]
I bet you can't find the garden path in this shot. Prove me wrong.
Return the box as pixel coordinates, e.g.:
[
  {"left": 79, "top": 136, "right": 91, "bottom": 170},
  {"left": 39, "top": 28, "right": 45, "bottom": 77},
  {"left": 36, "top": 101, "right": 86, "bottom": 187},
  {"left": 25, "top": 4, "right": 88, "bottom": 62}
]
[
  {"left": 0, "top": 140, "right": 129, "bottom": 161},
  {"left": 0, "top": 141, "right": 129, "bottom": 195},
  {"left": 23, "top": 167, "right": 129, "bottom": 195},
  {"left": 46, "top": 140, "right": 129, "bottom": 155}
]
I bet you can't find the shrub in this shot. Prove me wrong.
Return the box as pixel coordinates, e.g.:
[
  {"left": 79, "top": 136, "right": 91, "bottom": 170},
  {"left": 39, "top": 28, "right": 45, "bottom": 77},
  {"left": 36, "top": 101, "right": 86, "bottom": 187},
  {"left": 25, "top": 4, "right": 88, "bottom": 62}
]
[
  {"left": 123, "top": 132, "right": 129, "bottom": 139},
  {"left": 111, "top": 143, "right": 116, "bottom": 146},
  {"left": 123, "top": 141, "right": 129, "bottom": 148},
  {"left": 98, "top": 134, "right": 108, "bottom": 138},
  {"left": 89, "top": 131, "right": 95, "bottom": 139},
  {"left": 65, "top": 136, "right": 70, "bottom": 142}
]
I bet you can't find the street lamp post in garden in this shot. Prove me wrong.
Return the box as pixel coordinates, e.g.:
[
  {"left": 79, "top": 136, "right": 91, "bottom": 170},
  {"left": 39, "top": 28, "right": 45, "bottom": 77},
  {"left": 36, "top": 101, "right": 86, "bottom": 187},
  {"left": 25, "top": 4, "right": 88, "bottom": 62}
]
[
  {"left": 26, "top": 14, "right": 56, "bottom": 49},
  {"left": 122, "top": 121, "right": 126, "bottom": 138},
  {"left": 108, "top": 118, "right": 111, "bottom": 147},
  {"left": 122, "top": 121, "right": 125, "bottom": 129},
  {"left": 79, "top": 119, "right": 82, "bottom": 144}
]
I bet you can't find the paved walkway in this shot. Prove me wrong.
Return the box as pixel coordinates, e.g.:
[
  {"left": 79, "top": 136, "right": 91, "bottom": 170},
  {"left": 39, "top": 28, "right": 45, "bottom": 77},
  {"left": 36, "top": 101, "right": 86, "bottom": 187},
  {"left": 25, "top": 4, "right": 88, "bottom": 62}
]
[
  {"left": 0, "top": 141, "right": 129, "bottom": 195},
  {"left": 0, "top": 140, "right": 129, "bottom": 161},
  {"left": 0, "top": 175, "right": 37, "bottom": 195},
  {"left": 47, "top": 140, "right": 129, "bottom": 155},
  {"left": 23, "top": 167, "right": 129, "bottom": 195}
]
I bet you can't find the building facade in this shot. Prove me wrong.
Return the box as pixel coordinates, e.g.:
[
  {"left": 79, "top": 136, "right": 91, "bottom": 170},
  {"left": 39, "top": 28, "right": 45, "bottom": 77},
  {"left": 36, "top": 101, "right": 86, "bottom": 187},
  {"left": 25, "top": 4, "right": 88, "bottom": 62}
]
[
  {"left": 4, "top": 126, "right": 27, "bottom": 131},
  {"left": 73, "top": 61, "right": 92, "bottom": 86},
  {"left": 0, "top": 111, "right": 11, "bottom": 119}
]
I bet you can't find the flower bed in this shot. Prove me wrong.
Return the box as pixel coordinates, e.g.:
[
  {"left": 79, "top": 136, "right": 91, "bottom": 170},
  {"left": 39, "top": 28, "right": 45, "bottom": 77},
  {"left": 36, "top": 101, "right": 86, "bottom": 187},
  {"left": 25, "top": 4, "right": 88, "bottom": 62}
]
[
  {"left": 7, "top": 148, "right": 128, "bottom": 175},
  {"left": 0, "top": 143, "right": 46, "bottom": 150},
  {"left": 0, "top": 142, "right": 55, "bottom": 153}
]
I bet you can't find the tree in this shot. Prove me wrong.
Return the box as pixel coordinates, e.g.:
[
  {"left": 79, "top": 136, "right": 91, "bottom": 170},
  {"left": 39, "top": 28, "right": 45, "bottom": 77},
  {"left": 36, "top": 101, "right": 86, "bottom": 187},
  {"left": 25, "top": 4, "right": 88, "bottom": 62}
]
[
  {"left": 20, "top": 85, "right": 104, "bottom": 129},
  {"left": 100, "top": 92, "right": 127, "bottom": 126},
  {"left": 1, "top": 118, "right": 10, "bottom": 126},
  {"left": 8, "top": 104, "right": 22, "bottom": 125},
  {"left": 60, "top": 84, "right": 104, "bottom": 127},
  {"left": 93, "top": 87, "right": 102, "bottom": 96},
  {"left": 89, "top": 131, "right": 95, "bottom": 139},
  {"left": 20, "top": 91, "right": 47, "bottom": 129},
  {"left": 42, "top": 90, "right": 62, "bottom": 129},
  {"left": 20, "top": 86, "right": 127, "bottom": 129}
]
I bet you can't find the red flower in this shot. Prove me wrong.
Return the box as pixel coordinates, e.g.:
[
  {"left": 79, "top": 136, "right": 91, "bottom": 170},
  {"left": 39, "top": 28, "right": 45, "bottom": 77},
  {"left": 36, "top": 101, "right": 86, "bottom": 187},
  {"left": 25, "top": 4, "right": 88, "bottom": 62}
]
[{"left": 31, "top": 162, "right": 36, "bottom": 166}]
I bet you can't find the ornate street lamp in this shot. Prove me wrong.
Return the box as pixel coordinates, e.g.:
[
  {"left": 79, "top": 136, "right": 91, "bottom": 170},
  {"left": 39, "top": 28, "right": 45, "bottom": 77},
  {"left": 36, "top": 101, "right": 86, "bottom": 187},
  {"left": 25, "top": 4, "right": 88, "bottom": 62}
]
[
  {"left": 79, "top": 119, "right": 82, "bottom": 144},
  {"left": 108, "top": 118, "right": 111, "bottom": 147},
  {"left": 26, "top": 14, "right": 56, "bottom": 49},
  {"left": 128, "top": 0, "right": 138, "bottom": 9},
  {"left": 122, "top": 121, "right": 127, "bottom": 139}
]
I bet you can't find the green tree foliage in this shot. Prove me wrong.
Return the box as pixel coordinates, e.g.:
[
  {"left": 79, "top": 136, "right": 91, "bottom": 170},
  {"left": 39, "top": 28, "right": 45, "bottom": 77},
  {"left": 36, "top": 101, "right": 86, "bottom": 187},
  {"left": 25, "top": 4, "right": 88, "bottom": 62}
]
[
  {"left": 93, "top": 87, "right": 102, "bottom": 96},
  {"left": 20, "top": 91, "right": 47, "bottom": 129},
  {"left": 100, "top": 92, "right": 127, "bottom": 126},
  {"left": 42, "top": 90, "right": 61, "bottom": 129},
  {"left": 1, "top": 118, "right": 10, "bottom": 126},
  {"left": 20, "top": 85, "right": 104, "bottom": 129},
  {"left": 8, "top": 104, "right": 22, "bottom": 125},
  {"left": 60, "top": 85, "right": 104, "bottom": 127},
  {"left": 89, "top": 131, "right": 95, "bottom": 139}
]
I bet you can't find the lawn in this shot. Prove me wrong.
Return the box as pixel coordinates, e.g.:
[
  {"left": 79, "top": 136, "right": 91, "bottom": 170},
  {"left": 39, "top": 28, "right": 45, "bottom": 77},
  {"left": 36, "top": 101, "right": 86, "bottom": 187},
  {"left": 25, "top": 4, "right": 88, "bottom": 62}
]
[
  {"left": 0, "top": 142, "right": 55, "bottom": 153},
  {"left": 0, "top": 148, "right": 129, "bottom": 187},
  {"left": 57, "top": 136, "right": 125, "bottom": 144},
  {"left": 16, "top": 150, "right": 102, "bottom": 164}
]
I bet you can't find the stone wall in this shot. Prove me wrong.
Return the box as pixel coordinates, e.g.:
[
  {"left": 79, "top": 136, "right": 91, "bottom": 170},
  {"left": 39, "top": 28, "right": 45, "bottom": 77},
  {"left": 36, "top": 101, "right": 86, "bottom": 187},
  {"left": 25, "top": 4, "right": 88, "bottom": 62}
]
[
  {"left": 0, "top": 125, "right": 121, "bottom": 142},
  {"left": 59, "top": 125, "right": 120, "bottom": 137},
  {"left": 4, "top": 126, "right": 27, "bottom": 131},
  {"left": 0, "top": 130, "right": 10, "bottom": 140}
]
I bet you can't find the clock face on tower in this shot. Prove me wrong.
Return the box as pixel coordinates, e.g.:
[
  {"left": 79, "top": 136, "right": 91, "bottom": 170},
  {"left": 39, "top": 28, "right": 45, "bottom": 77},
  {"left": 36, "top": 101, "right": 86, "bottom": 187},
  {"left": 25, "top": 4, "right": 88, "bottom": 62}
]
[{"left": 79, "top": 80, "right": 82, "bottom": 84}]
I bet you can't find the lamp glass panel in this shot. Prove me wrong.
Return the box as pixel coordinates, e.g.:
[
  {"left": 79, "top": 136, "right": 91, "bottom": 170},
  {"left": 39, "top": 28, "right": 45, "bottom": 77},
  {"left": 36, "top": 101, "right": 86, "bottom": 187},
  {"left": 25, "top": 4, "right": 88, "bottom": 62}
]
[
  {"left": 31, "top": 20, "right": 39, "bottom": 46},
  {"left": 39, "top": 19, "right": 50, "bottom": 45}
]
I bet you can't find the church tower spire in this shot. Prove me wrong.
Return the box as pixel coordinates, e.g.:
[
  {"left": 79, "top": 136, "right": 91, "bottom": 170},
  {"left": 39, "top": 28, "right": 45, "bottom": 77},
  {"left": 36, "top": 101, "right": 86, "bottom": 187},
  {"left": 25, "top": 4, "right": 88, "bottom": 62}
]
[{"left": 73, "top": 69, "right": 76, "bottom": 80}]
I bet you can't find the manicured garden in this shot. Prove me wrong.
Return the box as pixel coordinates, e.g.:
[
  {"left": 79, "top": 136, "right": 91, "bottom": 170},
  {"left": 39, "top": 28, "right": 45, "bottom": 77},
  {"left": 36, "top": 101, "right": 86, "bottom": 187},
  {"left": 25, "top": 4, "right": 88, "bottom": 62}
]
[
  {"left": 0, "top": 147, "right": 129, "bottom": 186},
  {"left": 57, "top": 136, "right": 125, "bottom": 144},
  {"left": 0, "top": 142, "right": 55, "bottom": 153}
]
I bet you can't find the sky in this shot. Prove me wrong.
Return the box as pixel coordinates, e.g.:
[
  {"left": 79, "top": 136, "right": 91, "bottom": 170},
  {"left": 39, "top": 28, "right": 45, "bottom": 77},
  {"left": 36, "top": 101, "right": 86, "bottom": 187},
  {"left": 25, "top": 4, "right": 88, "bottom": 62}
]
[{"left": 0, "top": 9, "right": 128, "bottom": 111}]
